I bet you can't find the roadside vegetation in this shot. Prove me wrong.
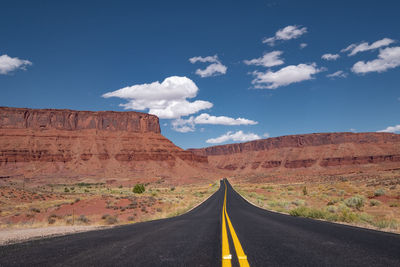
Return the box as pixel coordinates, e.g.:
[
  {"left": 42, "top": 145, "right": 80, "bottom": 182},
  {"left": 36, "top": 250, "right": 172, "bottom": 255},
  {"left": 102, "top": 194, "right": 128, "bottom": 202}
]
[
  {"left": 233, "top": 176, "right": 400, "bottom": 233},
  {"left": 0, "top": 180, "right": 218, "bottom": 229}
]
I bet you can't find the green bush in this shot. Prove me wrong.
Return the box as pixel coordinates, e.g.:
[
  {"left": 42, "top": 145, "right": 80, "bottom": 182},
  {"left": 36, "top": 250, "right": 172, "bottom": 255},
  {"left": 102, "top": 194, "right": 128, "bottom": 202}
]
[
  {"left": 289, "top": 206, "right": 335, "bottom": 221},
  {"left": 374, "top": 188, "right": 385, "bottom": 197},
  {"left": 289, "top": 206, "right": 309, "bottom": 217},
  {"left": 344, "top": 195, "right": 365, "bottom": 210},
  {"left": 133, "top": 184, "right": 145, "bottom": 194}
]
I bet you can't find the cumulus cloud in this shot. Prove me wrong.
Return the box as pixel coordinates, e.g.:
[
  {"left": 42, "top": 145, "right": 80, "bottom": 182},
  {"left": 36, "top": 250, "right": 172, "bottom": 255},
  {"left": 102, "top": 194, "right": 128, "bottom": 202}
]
[
  {"left": 341, "top": 38, "right": 395, "bottom": 56},
  {"left": 189, "top": 55, "right": 227, "bottom": 77},
  {"left": 102, "top": 76, "right": 212, "bottom": 119},
  {"left": 0, "top": 54, "right": 32, "bottom": 74},
  {"left": 322, "top": 53, "right": 340, "bottom": 61},
  {"left": 206, "top": 130, "right": 261, "bottom": 144},
  {"left": 300, "top": 43, "right": 308, "bottom": 49},
  {"left": 171, "top": 113, "right": 257, "bottom": 132},
  {"left": 250, "top": 63, "right": 323, "bottom": 89},
  {"left": 351, "top": 46, "right": 400, "bottom": 74},
  {"left": 263, "top": 133, "right": 270, "bottom": 138},
  {"left": 263, "top": 25, "right": 307, "bottom": 46},
  {"left": 377, "top": 124, "right": 400, "bottom": 133},
  {"left": 243, "top": 51, "right": 284, "bottom": 67},
  {"left": 327, "top": 70, "right": 347, "bottom": 78}
]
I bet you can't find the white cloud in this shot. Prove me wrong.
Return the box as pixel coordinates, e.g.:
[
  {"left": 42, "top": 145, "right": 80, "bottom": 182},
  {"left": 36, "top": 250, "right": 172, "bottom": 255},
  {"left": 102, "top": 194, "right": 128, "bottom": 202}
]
[
  {"left": 189, "top": 55, "right": 227, "bottom": 77},
  {"left": 350, "top": 128, "right": 356, "bottom": 132},
  {"left": 351, "top": 46, "right": 400, "bottom": 74},
  {"left": 300, "top": 43, "right": 308, "bottom": 49},
  {"left": 243, "top": 51, "right": 284, "bottom": 67},
  {"left": 171, "top": 117, "right": 195, "bottom": 133},
  {"left": 189, "top": 55, "right": 219, "bottom": 64},
  {"left": 327, "top": 70, "right": 347, "bottom": 78},
  {"left": 171, "top": 113, "right": 257, "bottom": 132},
  {"left": 194, "top": 113, "right": 258, "bottom": 125},
  {"left": 250, "top": 63, "right": 322, "bottom": 89},
  {"left": 322, "top": 53, "right": 340, "bottom": 61},
  {"left": 263, "top": 25, "right": 307, "bottom": 46},
  {"left": 341, "top": 38, "right": 395, "bottom": 56},
  {"left": 195, "top": 63, "right": 227, "bottom": 77},
  {"left": 0, "top": 54, "right": 32, "bottom": 74},
  {"left": 377, "top": 124, "right": 400, "bottom": 133},
  {"left": 102, "top": 76, "right": 212, "bottom": 119},
  {"left": 263, "top": 133, "right": 270, "bottom": 138},
  {"left": 206, "top": 130, "right": 261, "bottom": 144}
]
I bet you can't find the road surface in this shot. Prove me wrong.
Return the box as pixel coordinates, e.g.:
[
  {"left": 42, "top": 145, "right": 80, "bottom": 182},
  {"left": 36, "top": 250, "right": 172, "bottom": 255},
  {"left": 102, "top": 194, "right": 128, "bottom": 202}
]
[{"left": 1, "top": 179, "right": 399, "bottom": 266}]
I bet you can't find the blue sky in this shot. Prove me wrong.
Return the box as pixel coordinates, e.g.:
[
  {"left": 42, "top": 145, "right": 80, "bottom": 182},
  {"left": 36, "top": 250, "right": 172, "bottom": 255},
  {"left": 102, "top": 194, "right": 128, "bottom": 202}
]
[{"left": 1, "top": 0, "right": 400, "bottom": 149}]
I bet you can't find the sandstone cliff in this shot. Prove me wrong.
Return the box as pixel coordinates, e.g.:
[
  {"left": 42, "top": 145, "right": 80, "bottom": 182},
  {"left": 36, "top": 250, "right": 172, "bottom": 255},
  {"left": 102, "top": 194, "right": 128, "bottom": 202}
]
[
  {"left": 0, "top": 107, "right": 208, "bottom": 184},
  {"left": 189, "top": 132, "right": 400, "bottom": 180},
  {"left": 0, "top": 107, "right": 161, "bottom": 133}
]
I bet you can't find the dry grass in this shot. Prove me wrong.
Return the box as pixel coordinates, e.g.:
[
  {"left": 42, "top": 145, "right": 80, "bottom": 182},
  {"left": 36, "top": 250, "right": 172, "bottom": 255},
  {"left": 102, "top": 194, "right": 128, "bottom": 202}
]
[{"left": 231, "top": 176, "right": 400, "bottom": 233}]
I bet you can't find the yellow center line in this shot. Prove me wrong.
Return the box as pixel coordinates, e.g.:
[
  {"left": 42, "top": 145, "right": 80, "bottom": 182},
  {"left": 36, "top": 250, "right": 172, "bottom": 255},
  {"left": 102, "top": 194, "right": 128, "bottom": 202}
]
[
  {"left": 222, "top": 182, "right": 232, "bottom": 267},
  {"left": 221, "top": 180, "right": 250, "bottom": 267}
]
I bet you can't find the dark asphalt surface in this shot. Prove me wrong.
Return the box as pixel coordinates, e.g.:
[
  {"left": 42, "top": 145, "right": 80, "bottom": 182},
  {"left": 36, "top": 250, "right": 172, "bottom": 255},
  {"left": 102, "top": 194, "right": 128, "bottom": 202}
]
[{"left": 1, "top": 179, "right": 400, "bottom": 266}]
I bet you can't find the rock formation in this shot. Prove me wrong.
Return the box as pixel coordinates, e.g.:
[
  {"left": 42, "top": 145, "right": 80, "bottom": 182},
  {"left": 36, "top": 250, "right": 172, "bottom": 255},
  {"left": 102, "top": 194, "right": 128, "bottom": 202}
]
[
  {"left": 189, "top": 132, "right": 400, "bottom": 180},
  {"left": 2, "top": 107, "right": 399, "bottom": 184},
  {"left": 0, "top": 107, "right": 208, "bottom": 183}
]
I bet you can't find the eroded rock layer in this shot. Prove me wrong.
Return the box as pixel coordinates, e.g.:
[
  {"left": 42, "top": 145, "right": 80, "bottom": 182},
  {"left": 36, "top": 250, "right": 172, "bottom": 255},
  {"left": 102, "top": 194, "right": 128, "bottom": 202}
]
[{"left": 0, "top": 107, "right": 161, "bottom": 133}]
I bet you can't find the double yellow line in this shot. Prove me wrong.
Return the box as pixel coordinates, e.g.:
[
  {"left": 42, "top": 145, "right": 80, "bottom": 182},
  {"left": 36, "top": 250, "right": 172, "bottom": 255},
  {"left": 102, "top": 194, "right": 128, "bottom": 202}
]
[{"left": 221, "top": 180, "right": 250, "bottom": 267}]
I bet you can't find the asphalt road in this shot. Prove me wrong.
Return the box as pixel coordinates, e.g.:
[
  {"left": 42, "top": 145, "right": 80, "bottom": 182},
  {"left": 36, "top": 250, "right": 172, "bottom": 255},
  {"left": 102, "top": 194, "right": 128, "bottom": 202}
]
[{"left": 1, "top": 179, "right": 400, "bottom": 266}]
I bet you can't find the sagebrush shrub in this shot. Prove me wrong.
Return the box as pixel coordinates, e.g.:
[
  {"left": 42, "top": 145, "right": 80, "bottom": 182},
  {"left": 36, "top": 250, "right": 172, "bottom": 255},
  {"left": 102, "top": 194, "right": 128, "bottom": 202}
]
[{"left": 344, "top": 195, "right": 365, "bottom": 210}]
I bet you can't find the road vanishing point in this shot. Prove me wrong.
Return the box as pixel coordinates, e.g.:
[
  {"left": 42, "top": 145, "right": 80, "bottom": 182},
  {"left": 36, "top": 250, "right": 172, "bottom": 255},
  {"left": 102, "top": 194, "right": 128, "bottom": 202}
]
[{"left": 1, "top": 179, "right": 400, "bottom": 266}]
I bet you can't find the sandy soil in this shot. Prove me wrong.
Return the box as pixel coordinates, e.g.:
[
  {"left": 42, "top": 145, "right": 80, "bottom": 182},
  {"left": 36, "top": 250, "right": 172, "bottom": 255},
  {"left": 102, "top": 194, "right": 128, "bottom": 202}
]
[{"left": 0, "top": 225, "right": 109, "bottom": 246}]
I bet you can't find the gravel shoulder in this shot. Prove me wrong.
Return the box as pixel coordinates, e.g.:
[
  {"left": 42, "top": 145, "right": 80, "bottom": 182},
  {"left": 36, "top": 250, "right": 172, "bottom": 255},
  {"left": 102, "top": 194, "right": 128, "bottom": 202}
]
[{"left": 0, "top": 225, "right": 110, "bottom": 246}]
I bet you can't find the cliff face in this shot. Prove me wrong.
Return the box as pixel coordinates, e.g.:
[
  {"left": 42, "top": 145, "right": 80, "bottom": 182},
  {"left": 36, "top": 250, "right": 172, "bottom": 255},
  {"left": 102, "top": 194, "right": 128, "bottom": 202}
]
[
  {"left": 189, "top": 132, "right": 400, "bottom": 177},
  {"left": 0, "top": 107, "right": 207, "bottom": 182},
  {"left": 0, "top": 107, "right": 161, "bottom": 133}
]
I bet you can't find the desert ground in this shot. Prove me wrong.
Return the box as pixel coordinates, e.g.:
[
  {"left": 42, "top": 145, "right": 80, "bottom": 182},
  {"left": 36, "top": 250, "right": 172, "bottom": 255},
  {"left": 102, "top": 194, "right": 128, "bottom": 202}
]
[
  {"left": 231, "top": 171, "right": 400, "bottom": 233},
  {"left": 0, "top": 178, "right": 218, "bottom": 244}
]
